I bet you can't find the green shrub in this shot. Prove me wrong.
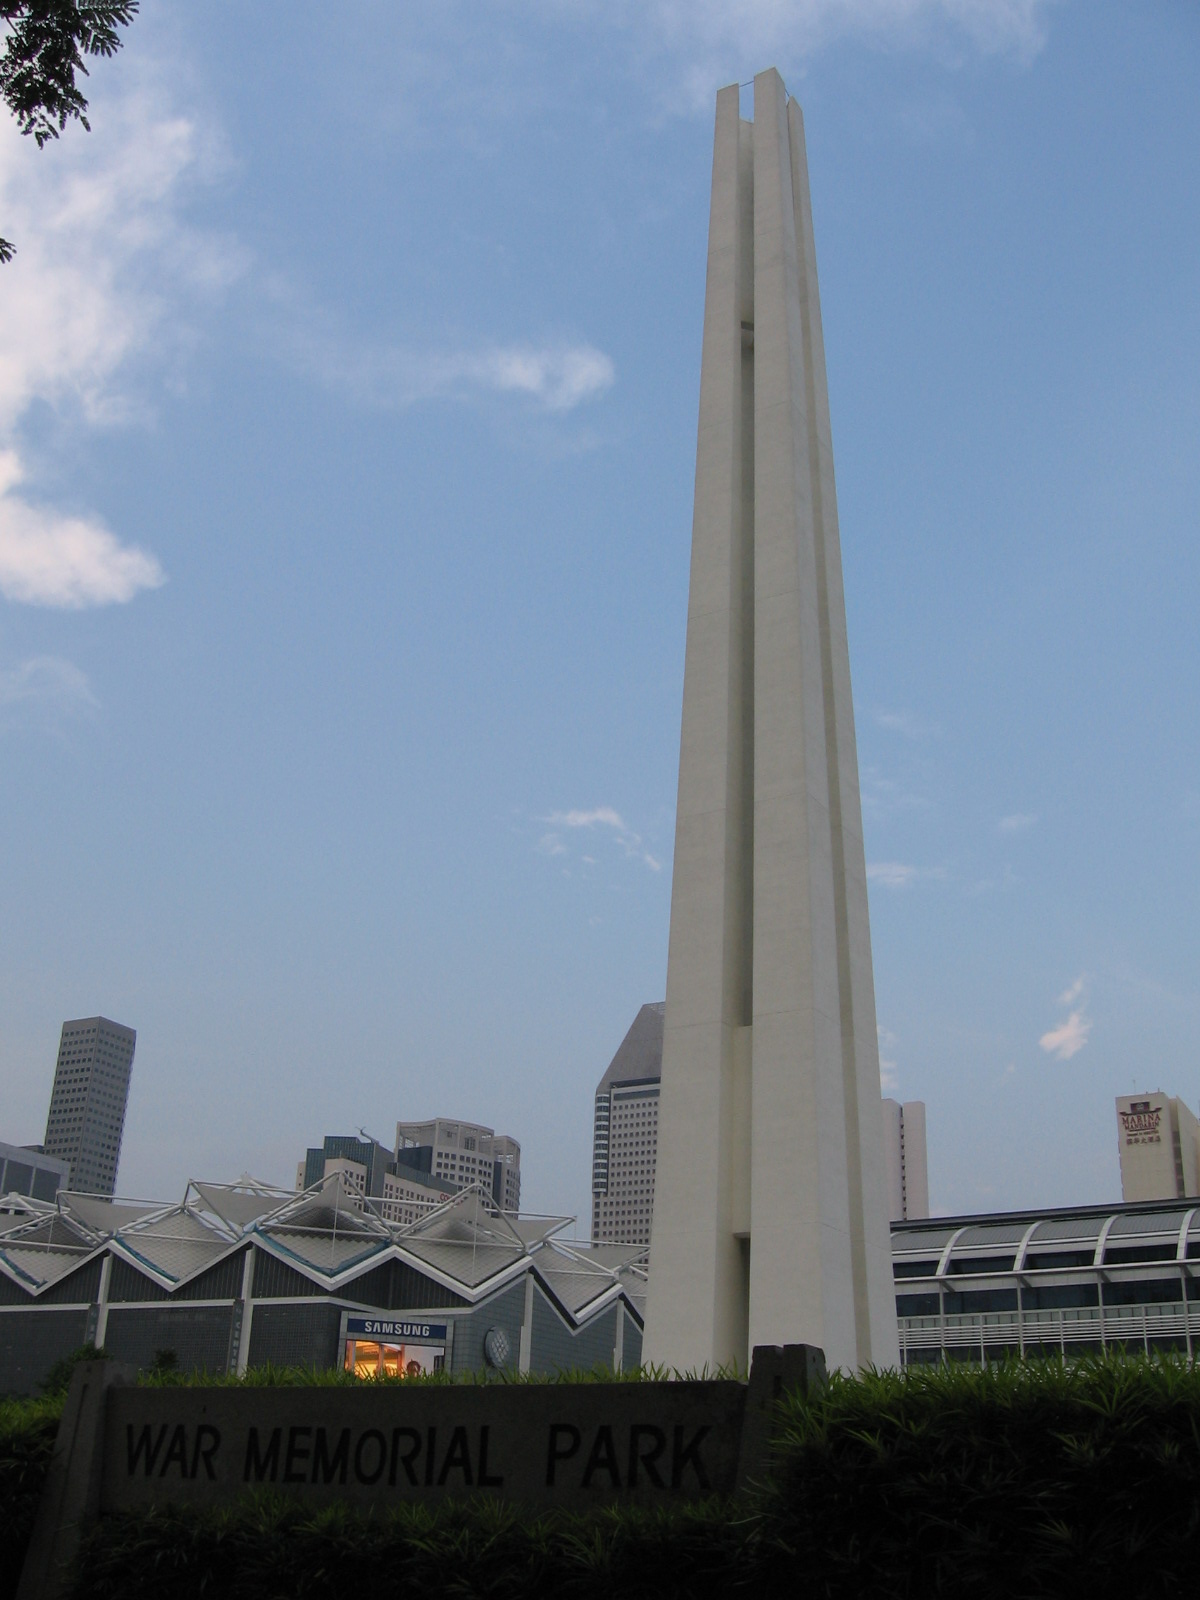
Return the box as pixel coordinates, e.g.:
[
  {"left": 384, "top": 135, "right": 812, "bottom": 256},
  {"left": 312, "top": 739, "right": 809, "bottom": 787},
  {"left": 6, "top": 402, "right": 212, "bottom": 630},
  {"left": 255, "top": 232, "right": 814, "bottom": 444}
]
[
  {"left": 0, "top": 1394, "right": 64, "bottom": 1600},
  {"left": 763, "top": 1353, "right": 1200, "bottom": 1598},
  {"left": 37, "top": 1343, "right": 107, "bottom": 1398},
  {"left": 9, "top": 1354, "right": 1200, "bottom": 1600},
  {"left": 71, "top": 1496, "right": 758, "bottom": 1600}
]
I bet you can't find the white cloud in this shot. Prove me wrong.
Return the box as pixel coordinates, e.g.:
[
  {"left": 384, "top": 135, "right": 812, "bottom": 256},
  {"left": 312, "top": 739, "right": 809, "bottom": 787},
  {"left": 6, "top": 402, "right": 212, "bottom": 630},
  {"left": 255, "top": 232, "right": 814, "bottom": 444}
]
[
  {"left": 1039, "top": 1009, "right": 1091, "bottom": 1061},
  {"left": 0, "top": 654, "right": 97, "bottom": 710},
  {"left": 548, "top": 807, "right": 625, "bottom": 830},
  {"left": 878, "top": 1024, "right": 899, "bottom": 1090},
  {"left": 459, "top": 344, "right": 614, "bottom": 411},
  {"left": 280, "top": 306, "right": 615, "bottom": 416},
  {"left": 1039, "top": 975, "right": 1092, "bottom": 1059},
  {"left": 0, "top": 451, "right": 164, "bottom": 607},
  {"left": 867, "top": 861, "right": 919, "bottom": 889},
  {"left": 1058, "top": 974, "right": 1085, "bottom": 1007},
  {"left": 875, "top": 708, "right": 938, "bottom": 739},
  {"left": 999, "top": 812, "right": 1037, "bottom": 833},
  {"left": 0, "top": 77, "right": 241, "bottom": 432},
  {"left": 0, "top": 64, "right": 241, "bottom": 607},
  {"left": 538, "top": 804, "right": 664, "bottom": 873},
  {"left": 859, "top": 765, "right": 931, "bottom": 820},
  {"left": 605, "top": 0, "right": 1054, "bottom": 111}
]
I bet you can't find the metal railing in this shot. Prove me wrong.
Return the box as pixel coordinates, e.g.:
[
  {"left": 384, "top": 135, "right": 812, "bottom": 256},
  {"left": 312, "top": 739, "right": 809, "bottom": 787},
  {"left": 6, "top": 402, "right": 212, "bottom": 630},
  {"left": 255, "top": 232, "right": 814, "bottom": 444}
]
[{"left": 899, "top": 1300, "right": 1198, "bottom": 1362}]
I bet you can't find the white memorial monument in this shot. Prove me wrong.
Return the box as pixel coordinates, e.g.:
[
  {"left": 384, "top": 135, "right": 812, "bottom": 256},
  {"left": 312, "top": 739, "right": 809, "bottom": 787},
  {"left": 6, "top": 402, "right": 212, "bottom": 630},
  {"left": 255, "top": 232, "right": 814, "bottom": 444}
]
[{"left": 643, "top": 70, "right": 900, "bottom": 1373}]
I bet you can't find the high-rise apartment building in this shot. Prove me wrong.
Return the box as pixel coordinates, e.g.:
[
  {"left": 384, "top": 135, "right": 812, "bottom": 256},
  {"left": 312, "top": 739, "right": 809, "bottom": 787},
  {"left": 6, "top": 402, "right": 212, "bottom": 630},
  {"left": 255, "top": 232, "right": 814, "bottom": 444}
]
[
  {"left": 591, "top": 1002, "right": 663, "bottom": 1246},
  {"left": 1117, "top": 1093, "right": 1200, "bottom": 1202},
  {"left": 881, "top": 1099, "right": 929, "bottom": 1222},
  {"left": 42, "top": 1016, "right": 136, "bottom": 1196}
]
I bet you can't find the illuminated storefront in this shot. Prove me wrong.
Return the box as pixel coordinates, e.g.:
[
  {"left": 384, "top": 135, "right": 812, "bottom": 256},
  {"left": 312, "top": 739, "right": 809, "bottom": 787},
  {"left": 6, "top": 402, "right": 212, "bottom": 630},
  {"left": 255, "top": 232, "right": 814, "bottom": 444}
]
[{"left": 342, "top": 1315, "right": 447, "bottom": 1378}]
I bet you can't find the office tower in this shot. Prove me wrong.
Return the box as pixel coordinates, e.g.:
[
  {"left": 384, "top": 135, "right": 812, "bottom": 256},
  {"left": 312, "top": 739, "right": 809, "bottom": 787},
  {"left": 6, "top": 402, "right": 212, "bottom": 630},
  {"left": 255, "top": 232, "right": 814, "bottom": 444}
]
[
  {"left": 1117, "top": 1094, "right": 1200, "bottom": 1202},
  {"left": 299, "top": 1136, "right": 458, "bottom": 1225},
  {"left": 42, "top": 1016, "right": 136, "bottom": 1196},
  {"left": 300, "top": 1133, "right": 394, "bottom": 1197},
  {"left": 302, "top": 1120, "right": 522, "bottom": 1216},
  {"left": 644, "top": 70, "right": 899, "bottom": 1373},
  {"left": 881, "top": 1100, "right": 929, "bottom": 1222},
  {"left": 591, "top": 1002, "right": 664, "bottom": 1246},
  {"left": 395, "top": 1117, "right": 521, "bottom": 1213}
]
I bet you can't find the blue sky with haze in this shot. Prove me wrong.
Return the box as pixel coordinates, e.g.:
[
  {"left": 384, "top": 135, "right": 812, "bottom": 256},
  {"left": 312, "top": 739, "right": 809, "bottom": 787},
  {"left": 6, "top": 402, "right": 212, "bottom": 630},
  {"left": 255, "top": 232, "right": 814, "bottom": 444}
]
[{"left": 1, "top": 0, "right": 1197, "bottom": 1226}]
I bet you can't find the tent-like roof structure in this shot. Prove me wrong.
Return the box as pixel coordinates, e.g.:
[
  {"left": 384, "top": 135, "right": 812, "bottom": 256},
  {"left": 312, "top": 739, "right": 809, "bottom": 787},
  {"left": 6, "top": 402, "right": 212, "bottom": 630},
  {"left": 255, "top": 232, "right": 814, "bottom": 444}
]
[{"left": 0, "top": 1175, "right": 635, "bottom": 1325}]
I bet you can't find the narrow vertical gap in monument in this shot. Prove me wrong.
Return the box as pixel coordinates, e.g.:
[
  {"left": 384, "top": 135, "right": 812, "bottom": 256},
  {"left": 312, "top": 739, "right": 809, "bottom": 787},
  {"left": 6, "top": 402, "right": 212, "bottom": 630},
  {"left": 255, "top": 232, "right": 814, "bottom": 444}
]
[
  {"left": 736, "top": 1236, "right": 751, "bottom": 1365},
  {"left": 738, "top": 330, "right": 754, "bottom": 1031}
]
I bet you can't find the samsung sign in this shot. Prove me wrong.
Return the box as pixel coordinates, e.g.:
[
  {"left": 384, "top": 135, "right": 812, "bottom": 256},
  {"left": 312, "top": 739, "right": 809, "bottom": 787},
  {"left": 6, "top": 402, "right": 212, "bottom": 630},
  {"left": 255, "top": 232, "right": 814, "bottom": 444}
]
[{"left": 346, "top": 1318, "right": 447, "bottom": 1342}]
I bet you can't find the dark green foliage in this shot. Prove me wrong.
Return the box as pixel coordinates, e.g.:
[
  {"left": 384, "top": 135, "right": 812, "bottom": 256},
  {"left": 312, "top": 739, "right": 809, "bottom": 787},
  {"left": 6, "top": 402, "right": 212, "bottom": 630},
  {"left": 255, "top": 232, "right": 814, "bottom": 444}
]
[
  {"left": 7, "top": 1355, "right": 1200, "bottom": 1599},
  {"left": 0, "top": 0, "right": 138, "bottom": 259},
  {"left": 1, "top": 1, "right": 137, "bottom": 143},
  {"left": 71, "top": 1496, "right": 760, "bottom": 1600},
  {"left": 763, "top": 1353, "right": 1200, "bottom": 1598},
  {"left": 0, "top": 1395, "right": 61, "bottom": 1600},
  {"left": 37, "top": 1342, "right": 106, "bottom": 1397}
]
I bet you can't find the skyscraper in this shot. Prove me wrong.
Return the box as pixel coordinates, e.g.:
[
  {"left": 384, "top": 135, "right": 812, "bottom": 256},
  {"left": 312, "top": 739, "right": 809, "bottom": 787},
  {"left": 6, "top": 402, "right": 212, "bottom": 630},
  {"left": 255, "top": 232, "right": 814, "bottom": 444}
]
[
  {"left": 643, "top": 70, "right": 899, "bottom": 1373},
  {"left": 591, "top": 1002, "right": 663, "bottom": 1246},
  {"left": 43, "top": 1016, "right": 136, "bottom": 1196},
  {"left": 881, "top": 1100, "right": 929, "bottom": 1221}
]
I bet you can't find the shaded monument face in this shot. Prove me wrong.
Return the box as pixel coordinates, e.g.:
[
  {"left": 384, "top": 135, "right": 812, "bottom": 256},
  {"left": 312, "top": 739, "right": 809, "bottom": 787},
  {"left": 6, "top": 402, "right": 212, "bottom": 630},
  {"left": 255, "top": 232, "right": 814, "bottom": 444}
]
[{"left": 642, "top": 68, "right": 899, "bottom": 1374}]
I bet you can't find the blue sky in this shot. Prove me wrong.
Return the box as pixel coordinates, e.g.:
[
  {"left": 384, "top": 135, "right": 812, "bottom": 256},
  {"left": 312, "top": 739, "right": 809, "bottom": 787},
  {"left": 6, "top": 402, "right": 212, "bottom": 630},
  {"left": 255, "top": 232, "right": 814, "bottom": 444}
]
[{"left": 1, "top": 0, "right": 1197, "bottom": 1225}]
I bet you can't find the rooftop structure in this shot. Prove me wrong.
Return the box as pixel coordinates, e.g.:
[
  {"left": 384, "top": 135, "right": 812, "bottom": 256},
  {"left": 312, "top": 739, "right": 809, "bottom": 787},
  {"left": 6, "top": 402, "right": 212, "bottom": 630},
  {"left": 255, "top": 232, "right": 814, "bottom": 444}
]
[
  {"left": 892, "top": 1198, "right": 1200, "bottom": 1365},
  {"left": 0, "top": 1176, "right": 644, "bottom": 1396}
]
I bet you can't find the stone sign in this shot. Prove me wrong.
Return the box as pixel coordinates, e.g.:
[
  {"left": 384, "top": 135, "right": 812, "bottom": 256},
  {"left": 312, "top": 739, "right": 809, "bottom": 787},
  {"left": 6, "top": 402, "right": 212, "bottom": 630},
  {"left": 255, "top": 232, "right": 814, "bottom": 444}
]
[
  {"left": 102, "top": 1379, "right": 743, "bottom": 1511},
  {"left": 18, "top": 1344, "right": 825, "bottom": 1600}
]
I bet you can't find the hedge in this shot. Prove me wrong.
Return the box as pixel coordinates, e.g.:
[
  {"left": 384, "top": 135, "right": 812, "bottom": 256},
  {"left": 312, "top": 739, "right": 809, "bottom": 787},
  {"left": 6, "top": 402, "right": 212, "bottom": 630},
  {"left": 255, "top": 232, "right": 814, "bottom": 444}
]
[{"left": 6, "top": 1353, "right": 1200, "bottom": 1599}]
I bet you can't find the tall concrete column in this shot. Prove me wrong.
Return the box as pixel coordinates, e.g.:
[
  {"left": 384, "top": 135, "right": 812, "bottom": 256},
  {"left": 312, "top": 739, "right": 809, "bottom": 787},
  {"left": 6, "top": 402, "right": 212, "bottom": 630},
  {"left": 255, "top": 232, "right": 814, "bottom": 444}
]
[{"left": 643, "top": 69, "right": 898, "bottom": 1374}]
